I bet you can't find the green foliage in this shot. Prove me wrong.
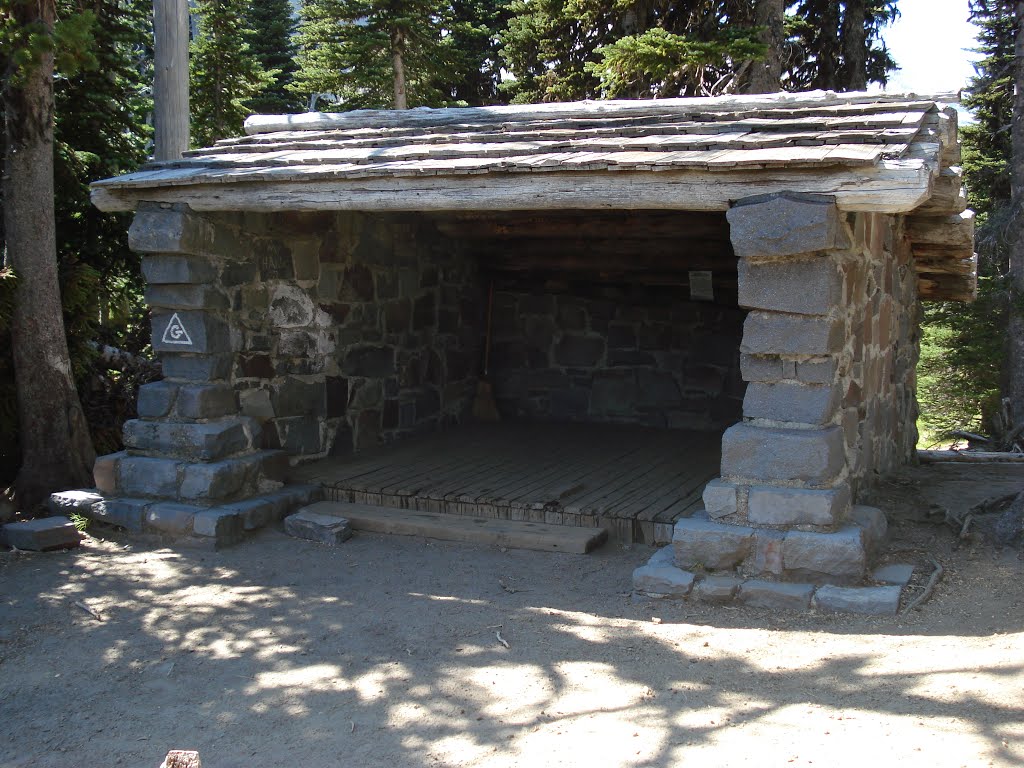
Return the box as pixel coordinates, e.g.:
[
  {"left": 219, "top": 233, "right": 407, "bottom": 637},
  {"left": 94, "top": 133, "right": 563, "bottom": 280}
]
[
  {"left": 588, "top": 26, "right": 766, "bottom": 99},
  {"left": 444, "top": 0, "right": 512, "bottom": 105},
  {"left": 1, "top": 0, "right": 153, "bottom": 483},
  {"left": 785, "top": 1, "right": 899, "bottom": 90},
  {"left": 190, "top": 0, "right": 275, "bottom": 145},
  {"left": 916, "top": 0, "right": 1014, "bottom": 442},
  {"left": 291, "top": 0, "right": 451, "bottom": 110},
  {"left": 245, "top": 0, "right": 303, "bottom": 114}
]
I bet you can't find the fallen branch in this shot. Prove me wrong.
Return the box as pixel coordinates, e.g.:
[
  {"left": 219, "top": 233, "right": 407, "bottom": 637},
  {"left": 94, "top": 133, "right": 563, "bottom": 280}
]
[
  {"left": 495, "top": 630, "right": 510, "bottom": 649},
  {"left": 73, "top": 600, "right": 104, "bottom": 622},
  {"left": 902, "top": 557, "right": 943, "bottom": 614}
]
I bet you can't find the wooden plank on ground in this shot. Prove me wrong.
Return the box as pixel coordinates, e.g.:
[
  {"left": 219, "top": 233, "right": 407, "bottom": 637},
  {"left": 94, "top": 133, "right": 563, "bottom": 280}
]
[{"left": 297, "top": 500, "right": 608, "bottom": 554}]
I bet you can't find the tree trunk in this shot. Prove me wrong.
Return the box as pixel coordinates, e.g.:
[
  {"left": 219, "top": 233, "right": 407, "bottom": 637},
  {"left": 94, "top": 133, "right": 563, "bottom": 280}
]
[
  {"left": 841, "top": 0, "right": 868, "bottom": 91},
  {"left": 2, "top": 0, "right": 96, "bottom": 509},
  {"left": 391, "top": 27, "right": 408, "bottom": 110},
  {"left": 748, "top": 0, "right": 785, "bottom": 94},
  {"left": 1008, "top": 2, "right": 1024, "bottom": 426},
  {"left": 815, "top": 2, "right": 841, "bottom": 90}
]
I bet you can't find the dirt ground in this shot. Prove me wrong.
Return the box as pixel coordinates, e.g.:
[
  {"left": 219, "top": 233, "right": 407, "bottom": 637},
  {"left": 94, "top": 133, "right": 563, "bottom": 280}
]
[{"left": 1, "top": 463, "right": 1023, "bottom": 768}]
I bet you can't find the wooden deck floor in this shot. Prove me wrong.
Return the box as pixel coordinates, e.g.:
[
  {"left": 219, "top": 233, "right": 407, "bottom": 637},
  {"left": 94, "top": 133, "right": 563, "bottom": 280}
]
[{"left": 289, "top": 423, "right": 721, "bottom": 544}]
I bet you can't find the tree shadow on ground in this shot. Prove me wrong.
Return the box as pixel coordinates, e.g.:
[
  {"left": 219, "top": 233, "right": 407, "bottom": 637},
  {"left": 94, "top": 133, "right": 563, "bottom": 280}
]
[{"left": 1, "top": 527, "right": 1022, "bottom": 768}]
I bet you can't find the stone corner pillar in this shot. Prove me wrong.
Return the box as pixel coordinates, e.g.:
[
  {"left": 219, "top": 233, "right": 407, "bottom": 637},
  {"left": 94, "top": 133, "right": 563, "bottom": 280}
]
[
  {"left": 675, "top": 192, "right": 877, "bottom": 586},
  {"left": 80, "top": 204, "right": 318, "bottom": 546}
]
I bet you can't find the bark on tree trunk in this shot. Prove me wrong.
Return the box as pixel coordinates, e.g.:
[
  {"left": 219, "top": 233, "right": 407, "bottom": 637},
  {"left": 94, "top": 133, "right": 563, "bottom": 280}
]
[
  {"left": 815, "top": 3, "right": 841, "bottom": 90},
  {"left": 841, "top": 0, "right": 868, "bottom": 91},
  {"left": 2, "top": 0, "right": 96, "bottom": 509},
  {"left": 1008, "top": 2, "right": 1024, "bottom": 426},
  {"left": 748, "top": 0, "right": 785, "bottom": 94},
  {"left": 391, "top": 27, "right": 408, "bottom": 110}
]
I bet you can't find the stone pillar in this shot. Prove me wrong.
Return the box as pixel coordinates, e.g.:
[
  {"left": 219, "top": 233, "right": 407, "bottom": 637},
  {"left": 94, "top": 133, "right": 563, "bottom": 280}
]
[
  {"left": 86, "top": 205, "right": 317, "bottom": 545},
  {"left": 675, "top": 193, "right": 885, "bottom": 586}
]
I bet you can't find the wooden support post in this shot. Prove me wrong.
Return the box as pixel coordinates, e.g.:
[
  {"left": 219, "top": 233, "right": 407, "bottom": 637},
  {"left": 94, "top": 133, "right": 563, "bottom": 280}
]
[{"left": 153, "top": 0, "right": 189, "bottom": 160}]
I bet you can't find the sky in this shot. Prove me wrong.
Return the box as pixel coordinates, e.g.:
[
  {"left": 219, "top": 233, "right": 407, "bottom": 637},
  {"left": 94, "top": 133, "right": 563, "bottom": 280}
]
[{"left": 879, "top": 0, "right": 982, "bottom": 95}]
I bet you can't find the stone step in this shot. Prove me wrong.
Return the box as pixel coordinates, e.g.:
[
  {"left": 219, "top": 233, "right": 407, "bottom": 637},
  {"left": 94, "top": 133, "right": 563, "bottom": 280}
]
[{"left": 294, "top": 501, "right": 608, "bottom": 554}]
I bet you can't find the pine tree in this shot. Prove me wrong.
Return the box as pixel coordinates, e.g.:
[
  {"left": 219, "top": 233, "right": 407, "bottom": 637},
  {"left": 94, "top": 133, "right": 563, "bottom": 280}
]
[
  {"left": 245, "top": 0, "right": 302, "bottom": 115},
  {"left": 917, "top": 0, "right": 1014, "bottom": 440},
  {"left": 1, "top": 0, "right": 97, "bottom": 507},
  {"left": 292, "top": 0, "right": 450, "bottom": 111},
  {"left": 190, "top": 0, "right": 274, "bottom": 145},
  {"left": 443, "top": 0, "right": 512, "bottom": 105}
]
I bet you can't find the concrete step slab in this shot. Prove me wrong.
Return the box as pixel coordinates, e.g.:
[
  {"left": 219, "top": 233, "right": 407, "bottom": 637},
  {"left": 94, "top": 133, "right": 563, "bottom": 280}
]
[{"left": 1, "top": 517, "right": 81, "bottom": 551}]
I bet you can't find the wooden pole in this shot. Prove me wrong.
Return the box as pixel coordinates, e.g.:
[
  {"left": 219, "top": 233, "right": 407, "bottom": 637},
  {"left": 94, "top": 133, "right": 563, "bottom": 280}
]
[{"left": 153, "top": 0, "right": 189, "bottom": 160}]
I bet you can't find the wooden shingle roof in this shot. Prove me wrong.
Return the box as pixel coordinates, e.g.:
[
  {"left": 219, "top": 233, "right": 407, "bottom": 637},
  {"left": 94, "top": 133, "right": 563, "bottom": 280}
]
[{"left": 92, "top": 90, "right": 961, "bottom": 215}]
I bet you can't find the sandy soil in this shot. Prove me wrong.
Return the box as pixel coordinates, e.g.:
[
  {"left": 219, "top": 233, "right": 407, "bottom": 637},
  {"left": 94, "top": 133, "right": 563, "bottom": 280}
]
[{"left": 1, "top": 463, "right": 1022, "bottom": 768}]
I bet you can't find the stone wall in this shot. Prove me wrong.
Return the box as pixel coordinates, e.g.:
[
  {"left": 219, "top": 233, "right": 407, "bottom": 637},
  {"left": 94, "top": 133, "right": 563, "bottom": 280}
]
[
  {"left": 142, "top": 206, "right": 481, "bottom": 464},
  {"left": 689, "top": 194, "right": 920, "bottom": 585},
  {"left": 486, "top": 283, "right": 745, "bottom": 430}
]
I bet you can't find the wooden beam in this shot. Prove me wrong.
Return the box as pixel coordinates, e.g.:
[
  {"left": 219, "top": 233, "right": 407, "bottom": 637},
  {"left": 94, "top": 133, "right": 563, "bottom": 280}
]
[
  {"left": 90, "top": 162, "right": 936, "bottom": 214},
  {"left": 434, "top": 210, "right": 729, "bottom": 241},
  {"left": 477, "top": 239, "right": 735, "bottom": 272},
  {"left": 917, "top": 271, "right": 977, "bottom": 302},
  {"left": 912, "top": 166, "right": 966, "bottom": 214},
  {"left": 906, "top": 210, "right": 975, "bottom": 248},
  {"left": 153, "top": 0, "right": 189, "bottom": 161}
]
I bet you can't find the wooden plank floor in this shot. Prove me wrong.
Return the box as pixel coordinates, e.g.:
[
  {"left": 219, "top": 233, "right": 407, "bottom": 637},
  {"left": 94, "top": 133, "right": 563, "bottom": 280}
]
[{"left": 289, "top": 423, "right": 722, "bottom": 544}]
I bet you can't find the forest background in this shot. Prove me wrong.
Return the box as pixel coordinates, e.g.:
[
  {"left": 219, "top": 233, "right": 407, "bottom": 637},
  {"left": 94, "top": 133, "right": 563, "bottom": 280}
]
[{"left": 0, "top": 0, "right": 1019, "bottom": 508}]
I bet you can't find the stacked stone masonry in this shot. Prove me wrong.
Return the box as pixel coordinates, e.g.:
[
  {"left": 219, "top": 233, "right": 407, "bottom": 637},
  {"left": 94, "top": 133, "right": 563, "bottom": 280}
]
[
  {"left": 687, "top": 192, "right": 920, "bottom": 585},
  {"left": 489, "top": 284, "right": 745, "bottom": 430}
]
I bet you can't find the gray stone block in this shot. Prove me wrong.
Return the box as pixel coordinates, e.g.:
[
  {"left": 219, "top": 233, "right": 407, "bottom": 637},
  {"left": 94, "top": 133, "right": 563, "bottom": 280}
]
[
  {"left": 176, "top": 384, "right": 237, "bottom": 420},
  {"left": 872, "top": 563, "right": 915, "bottom": 587},
  {"left": 151, "top": 311, "right": 230, "bottom": 355},
  {"left": 144, "top": 502, "right": 202, "bottom": 534},
  {"left": 673, "top": 517, "right": 754, "bottom": 570},
  {"left": 1, "top": 517, "right": 81, "bottom": 551},
  {"left": 122, "top": 417, "right": 256, "bottom": 462},
  {"left": 748, "top": 484, "right": 851, "bottom": 527},
  {"left": 743, "top": 382, "right": 838, "bottom": 425},
  {"left": 738, "top": 580, "right": 815, "bottom": 610},
  {"left": 90, "top": 497, "right": 150, "bottom": 531},
  {"left": 720, "top": 423, "right": 845, "bottom": 484},
  {"left": 739, "top": 354, "right": 786, "bottom": 383},
  {"left": 693, "top": 575, "right": 741, "bottom": 603},
  {"left": 192, "top": 508, "right": 243, "bottom": 543},
  {"left": 219, "top": 496, "right": 277, "bottom": 530},
  {"left": 848, "top": 505, "right": 888, "bottom": 556},
  {"left": 813, "top": 585, "right": 901, "bottom": 615},
  {"left": 129, "top": 208, "right": 215, "bottom": 256},
  {"left": 702, "top": 479, "right": 739, "bottom": 519},
  {"left": 745, "top": 529, "right": 785, "bottom": 576},
  {"left": 632, "top": 564, "right": 695, "bottom": 597},
  {"left": 782, "top": 526, "right": 866, "bottom": 584},
  {"left": 140, "top": 254, "right": 216, "bottom": 284},
  {"left": 727, "top": 193, "right": 843, "bottom": 259},
  {"left": 117, "top": 456, "right": 181, "bottom": 497},
  {"left": 137, "top": 382, "right": 179, "bottom": 419},
  {"left": 93, "top": 451, "right": 124, "bottom": 495},
  {"left": 341, "top": 345, "right": 395, "bottom": 377},
  {"left": 48, "top": 490, "right": 103, "bottom": 516},
  {"left": 741, "top": 312, "right": 844, "bottom": 357},
  {"left": 178, "top": 454, "right": 262, "bottom": 501},
  {"left": 738, "top": 257, "right": 843, "bottom": 315},
  {"left": 796, "top": 358, "right": 838, "bottom": 385},
  {"left": 145, "top": 284, "right": 229, "bottom": 310},
  {"left": 161, "top": 354, "right": 233, "bottom": 382},
  {"left": 239, "top": 388, "right": 276, "bottom": 422},
  {"left": 647, "top": 545, "right": 675, "bottom": 568},
  {"left": 284, "top": 509, "right": 353, "bottom": 545}
]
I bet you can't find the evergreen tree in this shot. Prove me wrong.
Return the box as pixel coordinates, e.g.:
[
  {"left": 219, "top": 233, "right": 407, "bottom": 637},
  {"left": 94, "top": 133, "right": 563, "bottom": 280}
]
[
  {"left": 443, "top": 0, "right": 512, "bottom": 105},
  {"left": 245, "top": 0, "right": 303, "bottom": 114},
  {"left": 291, "top": 0, "right": 450, "bottom": 111},
  {"left": 190, "top": 0, "right": 274, "bottom": 145},
  {"left": 786, "top": 1, "right": 899, "bottom": 91},
  {"left": 917, "top": 0, "right": 1014, "bottom": 440}
]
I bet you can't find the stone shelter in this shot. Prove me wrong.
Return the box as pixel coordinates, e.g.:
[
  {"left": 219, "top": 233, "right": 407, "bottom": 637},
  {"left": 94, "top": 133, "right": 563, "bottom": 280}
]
[{"left": 68, "top": 90, "right": 974, "bottom": 588}]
